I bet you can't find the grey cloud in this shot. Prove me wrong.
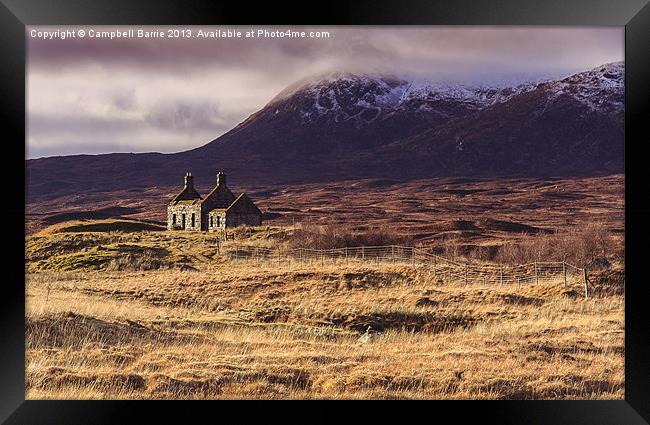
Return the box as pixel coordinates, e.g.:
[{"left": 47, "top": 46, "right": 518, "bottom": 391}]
[
  {"left": 144, "top": 101, "right": 223, "bottom": 132},
  {"left": 28, "top": 27, "right": 623, "bottom": 79},
  {"left": 27, "top": 102, "right": 235, "bottom": 158},
  {"left": 29, "top": 112, "right": 142, "bottom": 135},
  {"left": 113, "top": 90, "right": 137, "bottom": 111}
]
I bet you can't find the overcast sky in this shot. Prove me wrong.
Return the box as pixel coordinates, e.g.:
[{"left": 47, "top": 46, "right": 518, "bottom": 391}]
[{"left": 27, "top": 26, "right": 623, "bottom": 159}]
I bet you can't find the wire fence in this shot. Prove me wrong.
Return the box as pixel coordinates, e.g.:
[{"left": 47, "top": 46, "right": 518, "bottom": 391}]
[{"left": 225, "top": 245, "right": 594, "bottom": 298}]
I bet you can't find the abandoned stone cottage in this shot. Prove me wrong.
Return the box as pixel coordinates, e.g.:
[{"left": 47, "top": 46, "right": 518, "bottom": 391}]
[{"left": 167, "top": 172, "right": 262, "bottom": 231}]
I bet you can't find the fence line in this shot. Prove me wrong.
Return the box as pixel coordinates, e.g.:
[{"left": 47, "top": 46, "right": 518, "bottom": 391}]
[{"left": 226, "top": 244, "right": 592, "bottom": 298}]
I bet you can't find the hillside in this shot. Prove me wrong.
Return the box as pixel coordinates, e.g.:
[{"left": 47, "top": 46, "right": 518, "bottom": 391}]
[{"left": 26, "top": 62, "right": 624, "bottom": 203}]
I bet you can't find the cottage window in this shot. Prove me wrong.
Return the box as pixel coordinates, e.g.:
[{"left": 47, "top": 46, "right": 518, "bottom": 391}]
[
  {"left": 210, "top": 216, "right": 213, "bottom": 227},
  {"left": 172, "top": 214, "right": 176, "bottom": 225},
  {"left": 182, "top": 214, "right": 186, "bottom": 229},
  {"left": 191, "top": 213, "right": 195, "bottom": 227},
  {"left": 217, "top": 216, "right": 221, "bottom": 227}
]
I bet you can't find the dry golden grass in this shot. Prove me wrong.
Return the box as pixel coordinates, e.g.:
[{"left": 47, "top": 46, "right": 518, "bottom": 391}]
[{"left": 26, "top": 258, "right": 624, "bottom": 400}]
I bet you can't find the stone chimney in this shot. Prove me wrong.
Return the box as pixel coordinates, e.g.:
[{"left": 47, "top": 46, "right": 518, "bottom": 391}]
[
  {"left": 184, "top": 172, "right": 194, "bottom": 188},
  {"left": 216, "top": 171, "right": 226, "bottom": 187}
]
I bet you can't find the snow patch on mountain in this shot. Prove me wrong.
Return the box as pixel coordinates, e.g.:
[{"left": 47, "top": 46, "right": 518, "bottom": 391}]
[
  {"left": 267, "top": 62, "right": 623, "bottom": 126},
  {"left": 400, "top": 79, "right": 537, "bottom": 107},
  {"left": 544, "top": 62, "right": 624, "bottom": 114},
  {"left": 275, "top": 74, "right": 538, "bottom": 126}
]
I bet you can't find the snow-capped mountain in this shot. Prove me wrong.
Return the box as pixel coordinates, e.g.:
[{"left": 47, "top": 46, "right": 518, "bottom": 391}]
[
  {"left": 541, "top": 62, "right": 624, "bottom": 115},
  {"left": 262, "top": 62, "right": 623, "bottom": 129},
  {"left": 378, "top": 61, "right": 624, "bottom": 177},
  {"left": 27, "top": 62, "right": 624, "bottom": 201},
  {"left": 264, "top": 72, "right": 539, "bottom": 128},
  {"left": 197, "top": 62, "right": 622, "bottom": 160}
]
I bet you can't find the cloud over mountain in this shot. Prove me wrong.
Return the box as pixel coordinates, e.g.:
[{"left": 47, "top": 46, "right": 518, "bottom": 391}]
[{"left": 27, "top": 26, "right": 623, "bottom": 158}]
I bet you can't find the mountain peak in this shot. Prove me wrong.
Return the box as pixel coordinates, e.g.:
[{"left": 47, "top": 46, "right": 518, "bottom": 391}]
[
  {"left": 263, "top": 72, "right": 544, "bottom": 131},
  {"left": 266, "top": 71, "right": 407, "bottom": 107},
  {"left": 215, "top": 61, "right": 624, "bottom": 156},
  {"left": 544, "top": 61, "right": 624, "bottom": 114}
]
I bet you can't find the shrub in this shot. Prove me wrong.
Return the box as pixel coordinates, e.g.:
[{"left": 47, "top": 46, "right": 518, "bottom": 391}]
[
  {"left": 428, "top": 222, "right": 619, "bottom": 266},
  {"left": 494, "top": 222, "right": 617, "bottom": 267}
]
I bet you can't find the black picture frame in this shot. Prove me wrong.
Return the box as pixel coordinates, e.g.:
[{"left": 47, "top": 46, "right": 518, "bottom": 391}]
[{"left": 3, "top": 0, "right": 649, "bottom": 423}]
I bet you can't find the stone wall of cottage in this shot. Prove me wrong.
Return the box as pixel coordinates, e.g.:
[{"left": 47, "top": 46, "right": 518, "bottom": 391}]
[
  {"left": 167, "top": 204, "right": 202, "bottom": 231},
  {"left": 207, "top": 210, "right": 228, "bottom": 232}
]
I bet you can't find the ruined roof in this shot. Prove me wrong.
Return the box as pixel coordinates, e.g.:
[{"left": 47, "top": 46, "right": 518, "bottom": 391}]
[
  {"left": 201, "top": 182, "right": 236, "bottom": 210},
  {"left": 172, "top": 199, "right": 201, "bottom": 205},
  {"left": 170, "top": 186, "right": 202, "bottom": 205},
  {"left": 227, "top": 193, "right": 262, "bottom": 215},
  {"left": 170, "top": 172, "right": 202, "bottom": 205}
]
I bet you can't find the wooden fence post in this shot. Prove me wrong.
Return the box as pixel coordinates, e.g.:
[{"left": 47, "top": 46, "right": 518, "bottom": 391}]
[
  {"left": 277, "top": 249, "right": 281, "bottom": 266},
  {"left": 321, "top": 251, "right": 324, "bottom": 267},
  {"left": 499, "top": 267, "right": 503, "bottom": 285},
  {"left": 562, "top": 261, "right": 567, "bottom": 288},
  {"left": 362, "top": 246, "right": 365, "bottom": 261},
  {"left": 464, "top": 264, "right": 468, "bottom": 285},
  {"left": 534, "top": 261, "right": 538, "bottom": 285},
  {"left": 583, "top": 268, "right": 588, "bottom": 299}
]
